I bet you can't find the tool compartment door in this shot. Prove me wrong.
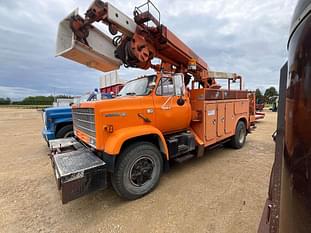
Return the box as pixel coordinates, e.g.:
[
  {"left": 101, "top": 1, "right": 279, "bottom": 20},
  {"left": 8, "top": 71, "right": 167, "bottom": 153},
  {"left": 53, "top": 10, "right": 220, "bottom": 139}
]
[
  {"left": 234, "top": 100, "right": 249, "bottom": 114},
  {"left": 225, "top": 103, "right": 234, "bottom": 134},
  {"left": 205, "top": 103, "right": 217, "bottom": 142},
  {"left": 217, "top": 103, "right": 225, "bottom": 137}
]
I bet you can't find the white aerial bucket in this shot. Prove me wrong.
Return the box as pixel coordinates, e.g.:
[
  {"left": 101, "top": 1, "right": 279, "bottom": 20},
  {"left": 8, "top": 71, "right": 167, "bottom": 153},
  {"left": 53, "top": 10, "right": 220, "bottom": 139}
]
[{"left": 56, "top": 9, "right": 122, "bottom": 72}]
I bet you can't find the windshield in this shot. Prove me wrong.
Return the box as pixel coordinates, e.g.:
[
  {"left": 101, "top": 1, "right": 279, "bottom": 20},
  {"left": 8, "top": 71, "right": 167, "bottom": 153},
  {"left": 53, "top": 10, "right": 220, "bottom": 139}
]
[
  {"left": 73, "top": 92, "right": 100, "bottom": 104},
  {"left": 73, "top": 94, "right": 89, "bottom": 104},
  {"left": 118, "top": 75, "right": 155, "bottom": 97}
]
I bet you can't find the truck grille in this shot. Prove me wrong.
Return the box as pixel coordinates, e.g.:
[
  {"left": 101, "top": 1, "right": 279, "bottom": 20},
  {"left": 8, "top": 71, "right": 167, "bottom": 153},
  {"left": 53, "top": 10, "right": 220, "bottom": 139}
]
[{"left": 72, "top": 108, "right": 96, "bottom": 138}]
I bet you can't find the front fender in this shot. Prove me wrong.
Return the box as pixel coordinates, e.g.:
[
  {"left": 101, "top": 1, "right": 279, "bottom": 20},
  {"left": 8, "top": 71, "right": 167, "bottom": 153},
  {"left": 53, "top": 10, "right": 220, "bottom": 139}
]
[
  {"left": 54, "top": 118, "right": 72, "bottom": 125},
  {"left": 104, "top": 125, "right": 169, "bottom": 160}
]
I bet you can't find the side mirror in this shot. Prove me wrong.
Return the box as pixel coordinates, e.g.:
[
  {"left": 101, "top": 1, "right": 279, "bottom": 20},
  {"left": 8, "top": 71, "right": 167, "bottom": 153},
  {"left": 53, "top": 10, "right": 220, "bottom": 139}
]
[
  {"left": 177, "top": 87, "right": 185, "bottom": 106},
  {"left": 177, "top": 98, "right": 185, "bottom": 106},
  {"left": 180, "top": 87, "right": 184, "bottom": 96}
]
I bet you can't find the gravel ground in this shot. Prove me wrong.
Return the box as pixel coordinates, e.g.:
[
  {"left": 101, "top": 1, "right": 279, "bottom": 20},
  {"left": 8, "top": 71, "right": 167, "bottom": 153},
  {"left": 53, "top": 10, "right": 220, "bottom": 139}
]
[{"left": 0, "top": 108, "right": 276, "bottom": 233}]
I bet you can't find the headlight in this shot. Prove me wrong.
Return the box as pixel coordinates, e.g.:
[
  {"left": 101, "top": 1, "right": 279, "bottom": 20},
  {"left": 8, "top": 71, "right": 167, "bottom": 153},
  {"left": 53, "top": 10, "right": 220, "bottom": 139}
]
[{"left": 43, "top": 112, "right": 46, "bottom": 125}]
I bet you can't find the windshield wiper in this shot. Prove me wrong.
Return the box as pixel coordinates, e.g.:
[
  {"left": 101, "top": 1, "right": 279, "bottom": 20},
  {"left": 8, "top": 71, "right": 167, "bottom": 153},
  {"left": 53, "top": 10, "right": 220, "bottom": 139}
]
[{"left": 126, "top": 92, "right": 136, "bottom": 96}]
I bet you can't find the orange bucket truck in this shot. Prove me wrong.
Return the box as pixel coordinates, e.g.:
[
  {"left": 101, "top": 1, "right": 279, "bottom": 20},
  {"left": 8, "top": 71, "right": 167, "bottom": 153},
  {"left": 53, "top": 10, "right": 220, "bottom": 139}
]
[{"left": 50, "top": 0, "right": 256, "bottom": 203}]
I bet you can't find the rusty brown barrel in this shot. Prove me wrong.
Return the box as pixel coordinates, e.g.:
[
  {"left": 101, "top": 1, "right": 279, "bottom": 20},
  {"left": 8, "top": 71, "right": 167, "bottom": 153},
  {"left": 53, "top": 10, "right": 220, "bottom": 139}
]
[
  {"left": 258, "top": 1, "right": 311, "bottom": 232},
  {"left": 280, "top": 0, "right": 311, "bottom": 232}
]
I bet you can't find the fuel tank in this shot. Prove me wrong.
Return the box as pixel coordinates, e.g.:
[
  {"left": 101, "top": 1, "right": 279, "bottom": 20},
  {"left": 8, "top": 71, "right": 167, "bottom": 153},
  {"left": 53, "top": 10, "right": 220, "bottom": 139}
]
[{"left": 280, "top": 0, "right": 311, "bottom": 232}]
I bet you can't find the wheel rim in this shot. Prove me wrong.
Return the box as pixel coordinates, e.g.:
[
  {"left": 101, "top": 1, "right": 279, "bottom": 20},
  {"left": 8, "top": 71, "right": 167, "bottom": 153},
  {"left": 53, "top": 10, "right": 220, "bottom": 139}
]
[
  {"left": 63, "top": 131, "right": 74, "bottom": 138},
  {"left": 129, "top": 156, "right": 155, "bottom": 187},
  {"left": 238, "top": 127, "right": 246, "bottom": 144}
]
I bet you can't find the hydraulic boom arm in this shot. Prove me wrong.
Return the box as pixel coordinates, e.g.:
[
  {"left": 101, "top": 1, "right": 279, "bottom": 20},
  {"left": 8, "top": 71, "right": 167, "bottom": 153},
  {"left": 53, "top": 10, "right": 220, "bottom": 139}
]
[{"left": 57, "top": 0, "right": 238, "bottom": 88}]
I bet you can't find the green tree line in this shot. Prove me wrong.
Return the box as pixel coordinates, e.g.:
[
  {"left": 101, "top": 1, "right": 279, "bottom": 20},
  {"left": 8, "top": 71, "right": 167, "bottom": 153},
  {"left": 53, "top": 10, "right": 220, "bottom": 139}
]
[
  {"left": 0, "top": 95, "right": 73, "bottom": 105},
  {"left": 0, "top": 98, "right": 11, "bottom": 105},
  {"left": 255, "top": 86, "right": 278, "bottom": 104}
]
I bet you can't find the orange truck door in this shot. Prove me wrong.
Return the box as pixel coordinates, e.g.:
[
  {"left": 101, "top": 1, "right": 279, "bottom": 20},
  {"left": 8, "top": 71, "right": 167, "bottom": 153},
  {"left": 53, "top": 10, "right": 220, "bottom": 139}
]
[
  {"left": 217, "top": 103, "right": 225, "bottom": 137},
  {"left": 153, "top": 75, "right": 191, "bottom": 133},
  {"left": 205, "top": 103, "right": 217, "bottom": 142},
  {"left": 225, "top": 103, "right": 234, "bottom": 134}
]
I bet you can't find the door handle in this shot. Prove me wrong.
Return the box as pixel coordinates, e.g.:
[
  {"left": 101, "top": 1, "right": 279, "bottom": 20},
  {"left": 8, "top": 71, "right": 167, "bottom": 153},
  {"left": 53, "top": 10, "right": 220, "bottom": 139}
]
[
  {"left": 138, "top": 113, "right": 151, "bottom": 123},
  {"left": 212, "top": 119, "right": 216, "bottom": 125}
]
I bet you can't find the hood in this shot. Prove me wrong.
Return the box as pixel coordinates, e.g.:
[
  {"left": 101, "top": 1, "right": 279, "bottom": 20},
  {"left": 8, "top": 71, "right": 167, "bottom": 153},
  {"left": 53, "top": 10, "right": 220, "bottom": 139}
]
[
  {"left": 75, "top": 95, "right": 145, "bottom": 109},
  {"left": 44, "top": 107, "right": 72, "bottom": 114}
]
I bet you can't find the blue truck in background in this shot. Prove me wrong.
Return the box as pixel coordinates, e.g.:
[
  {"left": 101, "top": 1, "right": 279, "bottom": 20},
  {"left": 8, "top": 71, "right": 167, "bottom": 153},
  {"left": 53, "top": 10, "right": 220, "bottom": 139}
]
[
  {"left": 42, "top": 90, "right": 117, "bottom": 142},
  {"left": 42, "top": 91, "right": 99, "bottom": 142},
  {"left": 42, "top": 107, "right": 73, "bottom": 141}
]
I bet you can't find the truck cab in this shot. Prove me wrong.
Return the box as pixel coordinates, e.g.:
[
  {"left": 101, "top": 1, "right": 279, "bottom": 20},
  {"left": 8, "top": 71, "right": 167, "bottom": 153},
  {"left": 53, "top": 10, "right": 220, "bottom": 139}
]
[{"left": 73, "top": 72, "right": 191, "bottom": 156}]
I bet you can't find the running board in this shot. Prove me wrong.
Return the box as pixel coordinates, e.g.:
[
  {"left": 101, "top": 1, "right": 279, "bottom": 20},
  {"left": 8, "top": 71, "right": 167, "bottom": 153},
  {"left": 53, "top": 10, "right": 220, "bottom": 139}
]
[{"left": 174, "top": 154, "right": 195, "bottom": 163}]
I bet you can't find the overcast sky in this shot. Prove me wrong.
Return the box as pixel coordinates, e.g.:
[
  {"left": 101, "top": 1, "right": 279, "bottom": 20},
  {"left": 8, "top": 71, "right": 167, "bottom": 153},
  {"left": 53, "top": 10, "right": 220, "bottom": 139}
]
[{"left": 0, "top": 0, "right": 297, "bottom": 99}]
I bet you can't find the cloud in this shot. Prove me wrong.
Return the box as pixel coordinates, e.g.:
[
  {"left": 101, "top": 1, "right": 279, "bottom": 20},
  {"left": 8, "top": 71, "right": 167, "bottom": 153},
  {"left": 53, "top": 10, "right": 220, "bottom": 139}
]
[
  {"left": 154, "top": 0, "right": 295, "bottom": 90},
  {"left": 0, "top": 0, "right": 297, "bottom": 98},
  {"left": 0, "top": 86, "right": 48, "bottom": 100}
]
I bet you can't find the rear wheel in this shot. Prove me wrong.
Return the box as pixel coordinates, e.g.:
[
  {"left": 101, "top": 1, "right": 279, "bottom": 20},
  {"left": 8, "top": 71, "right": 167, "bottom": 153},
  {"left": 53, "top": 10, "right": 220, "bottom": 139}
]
[
  {"left": 230, "top": 121, "right": 247, "bottom": 149},
  {"left": 112, "top": 142, "right": 163, "bottom": 200},
  {"left": 56, "top": 124, "right": 73, "bottom": 138}
]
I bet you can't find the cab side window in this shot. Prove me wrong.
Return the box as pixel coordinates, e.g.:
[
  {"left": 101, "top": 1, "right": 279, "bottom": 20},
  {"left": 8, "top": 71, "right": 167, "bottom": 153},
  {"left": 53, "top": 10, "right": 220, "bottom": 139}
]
[{"left": 156, "top": 78, "right": 174, "bottom": 96}]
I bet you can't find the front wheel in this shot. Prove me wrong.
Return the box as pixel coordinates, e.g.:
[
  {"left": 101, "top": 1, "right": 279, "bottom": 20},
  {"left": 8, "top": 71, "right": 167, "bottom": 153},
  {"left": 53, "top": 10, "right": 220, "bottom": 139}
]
[
  {"left": 56, "top": 124, "right": 73, "bottom": 138},
  {"left": 112, "top": 142, "right": 163, "bottom": 200},
  {"left": 230, "top": 121, "right": 247, "bottom": 149}
]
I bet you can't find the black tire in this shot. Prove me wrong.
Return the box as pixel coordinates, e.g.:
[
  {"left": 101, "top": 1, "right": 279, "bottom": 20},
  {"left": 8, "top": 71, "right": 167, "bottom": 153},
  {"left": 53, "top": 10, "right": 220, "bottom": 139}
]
[
  {"left": 230, "top": 121, "right": 247, "bottom": 149},
  {"left": 55, "top": 124, "right": 73, "bottom": 138},
  {"left": 272, "top": 103, "right": 278, "bottom": 112},
  {"left": 112, "top": 142, "right": 163, "bottom": 200}
]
